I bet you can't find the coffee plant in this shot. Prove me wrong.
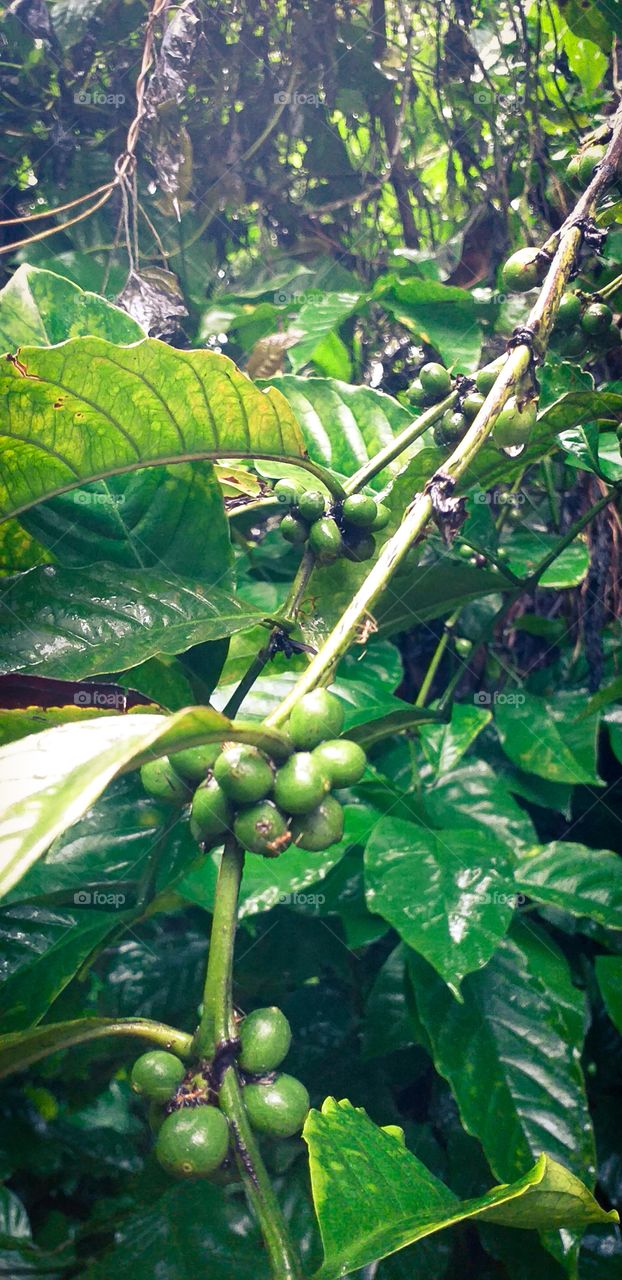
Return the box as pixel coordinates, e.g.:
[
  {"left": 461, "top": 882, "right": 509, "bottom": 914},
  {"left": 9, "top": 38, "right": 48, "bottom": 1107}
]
[{"left": 1, "top": 2, "right": 622, "bottom": 1277}]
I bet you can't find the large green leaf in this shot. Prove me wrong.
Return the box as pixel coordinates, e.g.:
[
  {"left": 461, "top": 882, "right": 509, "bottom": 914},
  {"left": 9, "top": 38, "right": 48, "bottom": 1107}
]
[
  {"left": 285, "top": 292, "right": 360, "bottom": 374},
  {"left": 365, "top": 816, "right": 515, "bottom": 993},
  {"left": 304, "top": 1099, "right": 615, "bottom": 1280},
  {"left": 419, "top": 703, "right": 491, "bottom": 777},
  {"left": 259, "top": 375, "right": 413, "bottom": 487},
  {"left": 0, "top": 263, "right": 144, "bottom": 350},
  {"left": 0, "top": 564, "right": 264, "bottom": 680},
  {"left": 595, "top": 955, "right": 622, "bottom": 1034},
  {"left": 494, "top": 691, "right": 601, "bottom": 785},
  {"left": 373, "top": 274, "right": 482, "bottom": 371},
  {"left": 408, "top": 922, "right": 595, "bottom": 1182},
  {"left": 514, "top": 842, "right": 622, "bottom": 928},
  {"left": 424, "top": 760, "right": 538, "bottom": 855},
  {"left": 20, "top": 461, "right": 233, "bottom": 583},
  {"left": 0, "top": 709, "right": 290, "bottom": 899},
  {"left": 0, "top": 1016, "right": 192, "bottom": 1080},
  {"left": 505, "top": 531, "right": 590, "bottom": 589},
  {"left": 0, "top": 338, "right": 307, "bottom": 522},
  {"left": 376, "top": 562, "right": 504, "bottom": 637}
]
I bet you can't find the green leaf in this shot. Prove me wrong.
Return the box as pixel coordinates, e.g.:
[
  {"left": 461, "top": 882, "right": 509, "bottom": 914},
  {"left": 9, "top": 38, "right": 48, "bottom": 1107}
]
[
  {"left": 304, "top": 1099, "right": 614, "bottom": 1279},
  {"left": 0, "top": 564, "right": 265, "bottom": 680},
  {"left": 0, "top": 1017, "right": 192, "bottom": 1081},
  {"left": 538, "top": 390, "right": 622, "bottom": 434},
  {"left": 259, "top": 375, "right": 413, "bottom": 488},
  {"left": 373, "top": 274, "right": 482, "bottom": 371},
  {"left": 365, "top": 816, "right": 515, "bottom": 992},
  {"left": 0, "top": 709, "right": 291, "bottom": 898},
  {"left": 363, "top": 944, "right": 417, "bottom": 1058},
  {"left": 495, "top": 691, "right": 601, "bottom": 785},
  {"left": 506, "top": 531, "right": 590, "bottom": 589},
  {"left": 0, "top": 264, "right": 144, "bottom": 350},
  {"left": 376, "top": 562, "right": 504, "bottom": 637},
  {"left": 0, "top": 338, "right": 307, "bottom": 522},
  {"left": 595, "top": 955, "right": 622, "bottom": 1034},
  {"left": 424, "top": 760, "right": 538, "bottom": 855},
  {"left": 20, "top": 461, "right": 234, "bottom": 585},
  {"left": 0, "top": 705, "right": 118, "bottom": 748},
  {"left": 514, "top": 842, "right": 622, "bottom": 927},
  {"left": 286, "top": 292, "right": 360, "bottom": 373},
  {"left": 419, "top": 702, "right": 491, "bottom": 777},
  {"left": 408, "top": 922, "right": 596, "bottom": 1182}
]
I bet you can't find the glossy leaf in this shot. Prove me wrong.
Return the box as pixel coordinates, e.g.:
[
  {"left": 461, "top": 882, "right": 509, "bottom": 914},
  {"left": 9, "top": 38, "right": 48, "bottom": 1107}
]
[
  {"left": 424, "top": 760, "right": 537, "bottom": 855},
  {"left": 0, "top": 263, "right": 144, "bottom": 350},
  {"left": 408, "top": 923, "right": 595, "bottom": 1182},
  {"left": 286, "top": 292, "right": 360, "bottom": 373},
  {"left": 0, "top": 338, "right": 307, "bottom": 522},
  {"left": 515, "top": 841, "right": 622, "bottom": 927},
  {"left": 365, "top": 816, "right": 515, "bottom": 992},
  {"left": 419, "top": 703, "right": 491, "bottom": 777},
  {"left": 260, "top": 375, "right": 413, "bottom": 487},
  {"left": 0, "top": 564, "right": 264, "bottom": 680},
  {"left": 376, "top": 563, "right": 504, "bottom": 638},
  {"left": 304, "top": 1099, "right": 614, "bottom": 1279},
  {"left": 0, "top": 709, "right": 291, "bottom": 898},
  {"left": 505, "top": 531, "right": 590, "bottom": 589},
  {"left": 494, "top": 691, "right": 601, "bottom": 785},
  {"left": 373, "top": 274, "right": 482, "bottom": 371}
]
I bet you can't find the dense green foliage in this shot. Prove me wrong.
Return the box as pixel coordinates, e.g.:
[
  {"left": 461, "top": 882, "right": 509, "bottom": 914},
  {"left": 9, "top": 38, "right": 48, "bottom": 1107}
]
[{"left": 1, "top": 1, "right": 622, "bottom": 1277}]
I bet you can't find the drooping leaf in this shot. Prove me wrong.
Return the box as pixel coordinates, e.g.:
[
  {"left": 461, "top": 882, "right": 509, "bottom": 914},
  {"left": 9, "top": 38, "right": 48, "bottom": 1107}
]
[
  {"left": 304, "top": 1099, "right": 614, "bottom": 1280},
  {"left": 0, "top": 564, "right": 265, "bottom": 680},
  {"left": 514, "top": 842, "right": 622, "bottom": 928},
  {"left": 375, "top": 562, "right": 504, "bottom": 638},
  {"left": 0, "top": 709, "right": 291, "bottom": 899},
  {"left": 408, "top": 922, "right": 596, "bottom": 1182},
  {"left": 0, "top": 264, "right": 144, "bottom": 351},
  {"left": 365, "top": 816, "right": 515, "bottom": 992},
  {"left": 0, "top": 338, "right": 308, "bottom": 522}
]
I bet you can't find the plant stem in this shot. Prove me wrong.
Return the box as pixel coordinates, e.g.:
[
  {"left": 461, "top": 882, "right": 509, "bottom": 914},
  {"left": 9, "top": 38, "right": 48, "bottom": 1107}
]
[
  {"left": 415, "top": 626, "right": 452, "bottom": 708},
  {"left": 343, "top": 396, "right": 453, "bottom": 495},
  {"left": 264, "top": 111, "right": 622, "bottom": 725},
  {"left": 194, "top": 836, "right": 303, "bottom": 1280}
]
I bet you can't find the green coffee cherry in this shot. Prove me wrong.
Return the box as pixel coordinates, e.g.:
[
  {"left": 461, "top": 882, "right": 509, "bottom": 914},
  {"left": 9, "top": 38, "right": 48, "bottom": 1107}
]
[
  {"left": 213, "top": 743, "right": 274, "bottom": 805},
  {"left": 130, "top": 1051, "right": 185, "bottom": 1103},
  {"left": 170, "top": 743, "right": 220, "bottom": 783},
  {"left": 502, "top": 247, "right": 544, "bottom": 292},
  {"left": 155, "top": 1106, "right": 230, "bottom": 1177},
  {"left": 297, "top": 490, "right": 326, "bottom": 522},
  {"left": 273, "top": 752, "right": 330, "bottom": 815},
  {"left": 576, "top": 144, "right": 606, "bottom": 188},
  {"left": 419, "top": 362, "right": 451, "bottom": 400},
  {"left": 581, "top": 302, "right": 613, "bottom": 336},
  {"left": 462, "top": 391, "right": 485, "bottom": 421},
  {"left": 308, "top": 516, "right": 344, "bottom": 562},
  {"left": 434, "top": 410, "right": 467, "bottom": 446},
  {"left": 281, "top": 513, "right": 309, "bottom": 545},
  {"left": 312, "top": 738, "right": 366, "bottom": 787},
  {"left": 475, "top": 365, "right": 500, "bottom": 395},
  {"left": 291, "top": 794, "right": 344, "bottom": 851},
  {"left": 493, "top": 396, "right": 537, "bottom": 449},
  {"left": 558, "top": 326, "right": 588, "bottom": 358},
  {"left": 407, "top": 378, "right": 428, "bottom": 407},
  {"left": 274, "top": 477, "right": 304, "bottom": 507},
  {"left": 238, "top": 1007, "right": 292, "bottom": 1075},
  {"left": 370, "top": 502, "right": 390, "bottom": 531},
  {"left": 243, "top": 1074, "right": 310, "bottom": 1138},
  {"left": 288, "top": 689, "right": 344, "bottom": 749},
  {"left": 344, "top": 534, "right": 376, "bottom": 562},
  {"left": 140, "top": 758, "right": 190, "bottom": 805},
  {"left": 342, "top": 494, "right": 378, "bottom": 528},
  {"left": 234, "top": 800, "right": 291, "bottom": 857},
  {"left": 555, "top": 292, "right": 582, "bottom": 331},
  {"left": 190, "top": 777, "right": 233, "bottom": 845}
]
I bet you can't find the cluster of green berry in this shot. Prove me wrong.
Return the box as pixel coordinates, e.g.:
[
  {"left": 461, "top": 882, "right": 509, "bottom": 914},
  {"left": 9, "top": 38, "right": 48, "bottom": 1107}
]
[
  {"left": 274, "top": 477, "right": 390, "bottom": 564},
  {"left": 130, "top": 1007, "right": 309, "bottom": 1178},
  {"left": 550, "top": 292, "right": 620, "bottom": 359},
  {"left": 408, "top": 359, "right": 536, "bottom": 451},
  {"left": 140, "top": 690, "right": 366, "bottom": 857}
]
